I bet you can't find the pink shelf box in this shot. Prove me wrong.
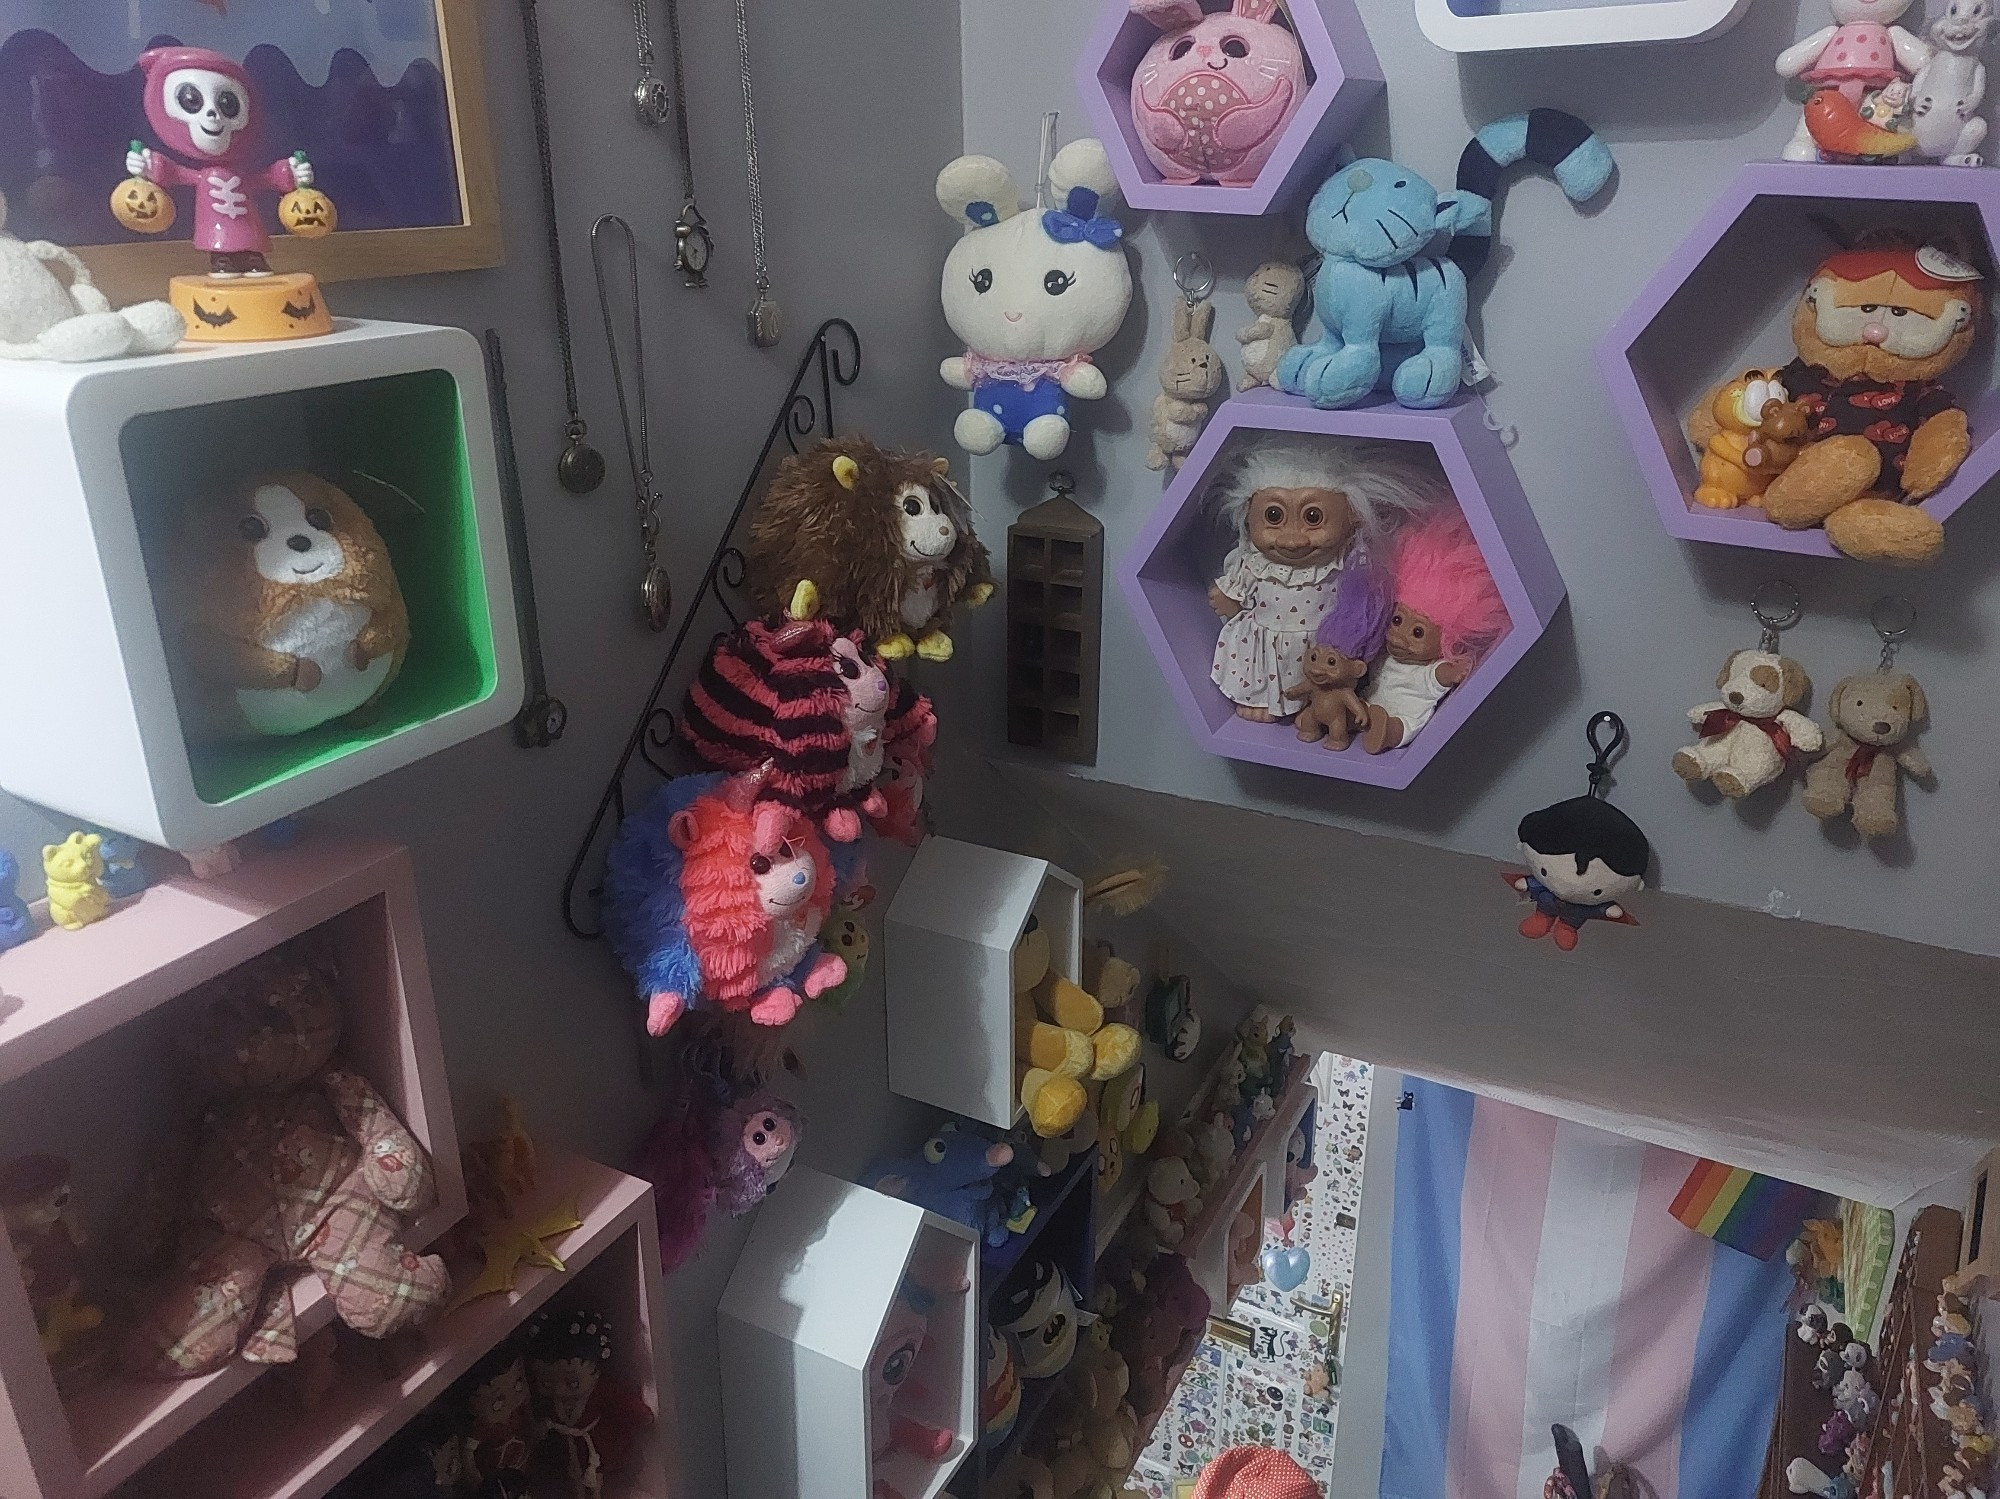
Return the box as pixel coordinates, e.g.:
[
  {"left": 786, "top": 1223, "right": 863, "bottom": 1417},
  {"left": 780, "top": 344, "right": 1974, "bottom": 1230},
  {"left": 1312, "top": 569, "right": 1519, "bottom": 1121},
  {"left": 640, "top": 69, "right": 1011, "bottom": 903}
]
[
  {"left": 121, "top": 1153, "right": 674, "bottom": 1499},
  {"left": 1117, "top": 388, "right": 1566, "bottom": 788},
  {"left": 1077, "top": 0, "right": 1383, "bottom": 217},
  {"left": 0, "top": 834, "right": 465, "bottom": 1499},
  {"left": 1598, "top": 161, "right": 2000, "bottom": 559}
]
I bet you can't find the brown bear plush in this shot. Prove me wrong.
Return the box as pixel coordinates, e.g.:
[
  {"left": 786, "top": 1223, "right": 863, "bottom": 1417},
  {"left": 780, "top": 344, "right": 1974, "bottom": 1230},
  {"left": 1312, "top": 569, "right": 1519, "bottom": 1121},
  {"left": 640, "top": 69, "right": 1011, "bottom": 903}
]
[
  {"left": 1688, "top": 244, "right": 1982, "bottom": 566},
  {"left": 1283, "top": 643, "right": 1369, "bottom": 749},
  {"left": 1802, "top": 671, "right": 1933, "bottom": 839}
]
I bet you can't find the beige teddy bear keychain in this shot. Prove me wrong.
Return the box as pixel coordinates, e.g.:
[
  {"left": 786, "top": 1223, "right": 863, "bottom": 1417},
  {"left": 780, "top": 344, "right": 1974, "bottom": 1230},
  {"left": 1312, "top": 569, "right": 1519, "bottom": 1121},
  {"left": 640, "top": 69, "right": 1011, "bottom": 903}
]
[
  {"left": 1803, "top": 596, "right": 1934, "bottom": 841},
  {"left": 1672, "top": 580, "right": 1824, "bottom": 800}
]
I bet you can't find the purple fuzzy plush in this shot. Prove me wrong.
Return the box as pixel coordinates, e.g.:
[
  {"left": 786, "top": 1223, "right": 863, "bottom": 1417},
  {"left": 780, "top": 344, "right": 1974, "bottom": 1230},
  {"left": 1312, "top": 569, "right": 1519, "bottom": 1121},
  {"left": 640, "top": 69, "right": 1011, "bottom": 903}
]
[{"left": 1315, "top": 563, "right": 1392, "bottom": 661}]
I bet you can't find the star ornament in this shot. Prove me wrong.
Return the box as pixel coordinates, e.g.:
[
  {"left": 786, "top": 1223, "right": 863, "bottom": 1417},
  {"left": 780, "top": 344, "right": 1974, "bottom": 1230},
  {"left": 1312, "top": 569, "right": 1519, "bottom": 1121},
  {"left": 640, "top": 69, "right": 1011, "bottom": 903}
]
[{"left": 447, "top": 1201, "right": 584, "bottom": 1313}]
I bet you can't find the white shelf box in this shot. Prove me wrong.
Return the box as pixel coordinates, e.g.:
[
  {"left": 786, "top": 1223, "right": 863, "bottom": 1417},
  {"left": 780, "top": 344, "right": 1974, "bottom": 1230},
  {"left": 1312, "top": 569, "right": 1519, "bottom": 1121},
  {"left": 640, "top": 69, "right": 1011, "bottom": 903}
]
[
  {"left": 719, "top": 1168, "right": 977, "bottom": 1499},
  {"left": 1414, "top": 0, "right": 1753, "bottom": 52},
  {"left": 0, "top": 320, "right": 523, "bottom": 851},
  {"left": 885, "top": 838, "right": 1082, "bottom": 1129}
]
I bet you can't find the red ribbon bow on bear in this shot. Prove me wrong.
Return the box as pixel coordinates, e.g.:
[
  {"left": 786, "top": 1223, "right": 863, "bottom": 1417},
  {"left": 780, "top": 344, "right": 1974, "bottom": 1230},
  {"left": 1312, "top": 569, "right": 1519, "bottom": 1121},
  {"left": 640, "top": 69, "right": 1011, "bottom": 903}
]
[{"left": 1697, "top": 708, "right": 1796, "bottom": 761}]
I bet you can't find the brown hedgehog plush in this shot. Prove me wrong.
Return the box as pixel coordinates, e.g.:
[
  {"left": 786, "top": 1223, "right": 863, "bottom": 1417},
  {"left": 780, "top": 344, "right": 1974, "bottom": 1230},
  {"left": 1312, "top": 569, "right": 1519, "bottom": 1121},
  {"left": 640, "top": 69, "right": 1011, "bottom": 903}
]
[
  {"left": 745, "top": 437, "right": 995, "bottom": 662},
  {"left": 169, "top": 471, "right": 409, "bottom": 740}
]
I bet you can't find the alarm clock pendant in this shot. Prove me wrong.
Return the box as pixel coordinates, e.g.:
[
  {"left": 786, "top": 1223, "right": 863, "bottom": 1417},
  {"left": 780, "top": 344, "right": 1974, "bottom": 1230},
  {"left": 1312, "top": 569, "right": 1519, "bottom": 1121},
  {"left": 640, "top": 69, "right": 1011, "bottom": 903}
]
[{"left": 1505, "top": 712, "right": 1652, "bottom": 952}]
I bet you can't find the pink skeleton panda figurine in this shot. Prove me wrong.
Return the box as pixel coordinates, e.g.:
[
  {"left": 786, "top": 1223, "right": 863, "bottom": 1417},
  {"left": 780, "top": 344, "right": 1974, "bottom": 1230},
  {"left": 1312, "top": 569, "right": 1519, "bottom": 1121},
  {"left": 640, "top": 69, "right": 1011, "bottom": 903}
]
[
  {"left": 126, "top": 48, "right": 313, "bottom": 277},
  {"left": 1129, "top": 0, "right": 1309, "bottom": 187}
]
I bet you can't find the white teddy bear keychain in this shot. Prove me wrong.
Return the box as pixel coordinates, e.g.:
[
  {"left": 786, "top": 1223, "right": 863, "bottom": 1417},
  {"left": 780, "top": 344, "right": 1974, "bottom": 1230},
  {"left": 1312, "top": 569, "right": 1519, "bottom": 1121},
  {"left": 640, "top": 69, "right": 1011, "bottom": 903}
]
[
  {"left": 0, "top": 191, "right": 183, "bottom": 362},
  {"left": 936, "top": 115, "right": 1134, "bottom": 462},
  {"left": 1672, "top": 580, "right": 1825, "bottom": 801}
]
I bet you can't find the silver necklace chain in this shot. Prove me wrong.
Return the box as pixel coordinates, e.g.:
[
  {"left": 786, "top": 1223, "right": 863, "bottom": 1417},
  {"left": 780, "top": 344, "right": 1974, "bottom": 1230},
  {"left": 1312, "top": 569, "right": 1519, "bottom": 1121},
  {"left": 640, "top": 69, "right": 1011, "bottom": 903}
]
[
  {"left": 736, "top": 0, "right": 780, "bottom": 346},
  {"left": 661, "top": 0, "right": 697, "bottom": 203}
]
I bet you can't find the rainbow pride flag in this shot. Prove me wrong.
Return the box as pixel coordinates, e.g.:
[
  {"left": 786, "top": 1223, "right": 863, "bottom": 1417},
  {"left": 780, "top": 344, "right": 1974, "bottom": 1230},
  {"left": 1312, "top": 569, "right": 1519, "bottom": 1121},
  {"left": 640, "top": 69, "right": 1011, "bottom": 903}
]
[{"left": 1669, "top": 1159, "right": 1820, "bottom": 1260}]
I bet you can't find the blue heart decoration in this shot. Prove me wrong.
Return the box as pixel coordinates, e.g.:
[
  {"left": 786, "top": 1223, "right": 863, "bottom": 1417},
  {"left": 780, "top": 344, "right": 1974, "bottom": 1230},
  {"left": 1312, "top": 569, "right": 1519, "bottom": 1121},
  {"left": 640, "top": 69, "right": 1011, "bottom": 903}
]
[{"left": 1261, "top": 1245, "right": 1310, "bottom": 1292}]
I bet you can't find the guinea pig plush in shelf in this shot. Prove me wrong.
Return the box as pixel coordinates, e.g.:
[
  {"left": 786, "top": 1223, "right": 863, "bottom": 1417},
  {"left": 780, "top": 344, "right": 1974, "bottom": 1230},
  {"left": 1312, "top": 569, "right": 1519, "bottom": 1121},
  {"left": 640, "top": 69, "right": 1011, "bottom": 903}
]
[{"left": 169, "top": 471, "right": 409, "bottom": 739}]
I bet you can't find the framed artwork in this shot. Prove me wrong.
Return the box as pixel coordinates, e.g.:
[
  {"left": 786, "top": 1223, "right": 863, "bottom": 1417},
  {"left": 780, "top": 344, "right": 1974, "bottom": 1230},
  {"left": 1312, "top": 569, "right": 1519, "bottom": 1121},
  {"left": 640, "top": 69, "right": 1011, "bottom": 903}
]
[{"left": 0, "top": 0, "right": 501, "bottom": 300}]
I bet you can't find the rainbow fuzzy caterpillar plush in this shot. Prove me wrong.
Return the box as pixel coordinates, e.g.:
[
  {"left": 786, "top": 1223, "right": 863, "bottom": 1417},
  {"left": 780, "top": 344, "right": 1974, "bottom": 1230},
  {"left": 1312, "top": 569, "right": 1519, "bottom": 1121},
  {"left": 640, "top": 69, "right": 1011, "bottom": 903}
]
[{"left": 603, "top": 767, "right": 848, "bottom": 1035}]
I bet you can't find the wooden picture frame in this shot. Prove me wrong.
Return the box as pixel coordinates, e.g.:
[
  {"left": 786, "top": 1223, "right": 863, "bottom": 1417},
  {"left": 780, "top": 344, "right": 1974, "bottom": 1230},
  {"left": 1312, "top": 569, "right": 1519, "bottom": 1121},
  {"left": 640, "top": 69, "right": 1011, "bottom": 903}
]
[{"left": 32, "top": 0, "right": 503, "bottom": 303}]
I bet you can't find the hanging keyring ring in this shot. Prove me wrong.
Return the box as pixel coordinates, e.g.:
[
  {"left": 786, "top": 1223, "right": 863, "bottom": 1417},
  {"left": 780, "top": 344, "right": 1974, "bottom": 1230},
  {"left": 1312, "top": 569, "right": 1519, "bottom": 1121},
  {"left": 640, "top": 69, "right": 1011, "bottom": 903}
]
[
  {"left": 1751, "top": 579, "right": 1801, "bottom": 635},
  {"left": 1751, "top": 579, "right": 1800, "bottom": 651},
  {"left": 1870, "top": 594, "right": 1917, "bottom": 645},
  {"left": 1173, "top": 251, "right": 1215, "bottom": 308}
]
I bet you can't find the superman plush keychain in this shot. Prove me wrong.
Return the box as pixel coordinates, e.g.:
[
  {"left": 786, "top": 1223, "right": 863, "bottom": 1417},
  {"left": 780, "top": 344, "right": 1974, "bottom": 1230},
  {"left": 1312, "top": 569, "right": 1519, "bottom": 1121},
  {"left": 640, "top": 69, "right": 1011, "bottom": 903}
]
[{"left": 1506, "top": 711, "right": 1652, "bottom": 951}]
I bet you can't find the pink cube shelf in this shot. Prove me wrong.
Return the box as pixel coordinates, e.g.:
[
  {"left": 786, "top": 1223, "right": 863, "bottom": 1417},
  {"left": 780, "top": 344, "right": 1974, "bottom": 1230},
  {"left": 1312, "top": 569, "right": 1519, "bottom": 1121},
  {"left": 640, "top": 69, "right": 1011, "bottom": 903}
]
[
  {"left": 0, "top": 833, "right": 465, "bottom": 1498},
  {"left": 1118, "top": 388, "right": 1566, "bottom": 788},
  {"left": 121, "top": 1153, "right": 673, "bottom": 1499},
  {"left": 1077, "top": 0, "right": 1383, "bottom": 216},
  {"left": 1598, "top": 161, "right": 2000, "bottom": 558}
]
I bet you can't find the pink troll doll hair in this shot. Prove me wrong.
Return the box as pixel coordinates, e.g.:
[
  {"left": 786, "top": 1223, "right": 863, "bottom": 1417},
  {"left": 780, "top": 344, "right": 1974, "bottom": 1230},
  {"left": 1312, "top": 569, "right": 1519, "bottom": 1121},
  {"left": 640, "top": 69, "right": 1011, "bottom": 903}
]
[
  {"left": 1388, "top": 509, "right": 1509, "bottom": 663},
  {"left": 671, "top": 772, "right": 834, "bottom": 1004}
]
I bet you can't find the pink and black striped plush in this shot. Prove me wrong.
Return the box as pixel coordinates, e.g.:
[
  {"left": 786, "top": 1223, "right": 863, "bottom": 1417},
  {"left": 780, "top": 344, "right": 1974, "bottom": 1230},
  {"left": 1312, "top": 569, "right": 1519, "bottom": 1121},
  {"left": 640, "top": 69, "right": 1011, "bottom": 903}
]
[{"left": 682, "top": 616, "right": 932, "bottom": 841}]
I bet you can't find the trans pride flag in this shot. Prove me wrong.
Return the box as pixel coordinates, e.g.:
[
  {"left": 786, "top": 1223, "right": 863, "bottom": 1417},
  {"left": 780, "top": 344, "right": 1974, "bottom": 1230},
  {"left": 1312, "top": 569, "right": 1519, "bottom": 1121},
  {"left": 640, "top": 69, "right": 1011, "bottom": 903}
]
[{"left": 1380, "top": 1079, "right": 1793, "bottom": 1499}]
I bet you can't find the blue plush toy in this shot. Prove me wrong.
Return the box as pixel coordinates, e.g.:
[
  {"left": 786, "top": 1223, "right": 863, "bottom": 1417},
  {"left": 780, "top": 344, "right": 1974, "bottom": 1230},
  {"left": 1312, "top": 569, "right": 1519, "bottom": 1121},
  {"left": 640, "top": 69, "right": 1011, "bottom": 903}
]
[
  {"left": 0, "top": 851, "right": 34, "bottom": 952},
  {"left": 862, "top": 1124, "right": 1018, "bottom": 1248},
  {"left": 1277, "top": 110, "right": 1615, "bottom": 411}
]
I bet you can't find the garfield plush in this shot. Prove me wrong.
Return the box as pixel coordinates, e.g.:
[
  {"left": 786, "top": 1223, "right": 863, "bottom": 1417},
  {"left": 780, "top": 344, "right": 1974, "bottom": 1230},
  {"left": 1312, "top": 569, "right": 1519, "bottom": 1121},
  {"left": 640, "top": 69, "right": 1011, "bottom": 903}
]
[
  {"left": 1690, "top": 244, "right": 1983, "bottom": 565},
  {"left": 745, "top": 437, "right": 994, "bottom": 662},
  {"left": 169, "top": 471, "right": 409, "bottom": 738}
]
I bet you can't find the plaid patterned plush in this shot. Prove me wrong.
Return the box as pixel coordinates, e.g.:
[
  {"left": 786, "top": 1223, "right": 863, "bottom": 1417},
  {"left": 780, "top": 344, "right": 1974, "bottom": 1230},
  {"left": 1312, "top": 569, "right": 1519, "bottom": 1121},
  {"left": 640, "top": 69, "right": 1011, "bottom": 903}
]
[{"left": 124, "top": 1067, "right": 449, "bottom": 1379}]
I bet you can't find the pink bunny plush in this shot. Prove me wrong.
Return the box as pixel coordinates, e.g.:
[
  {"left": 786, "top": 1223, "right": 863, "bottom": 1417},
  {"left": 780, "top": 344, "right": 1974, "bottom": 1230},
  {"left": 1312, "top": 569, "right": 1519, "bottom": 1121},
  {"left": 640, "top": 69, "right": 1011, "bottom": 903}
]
[{"left": 1130, "top": 0, "right": 1308, "bottom": 187}]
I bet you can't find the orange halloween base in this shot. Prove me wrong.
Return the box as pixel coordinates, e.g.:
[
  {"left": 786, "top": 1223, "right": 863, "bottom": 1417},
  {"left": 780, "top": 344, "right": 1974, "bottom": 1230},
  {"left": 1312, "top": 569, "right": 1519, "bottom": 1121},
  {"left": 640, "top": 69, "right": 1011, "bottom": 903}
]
[{"left": 169, "top": 272, "right": 333, "bottom": 343}]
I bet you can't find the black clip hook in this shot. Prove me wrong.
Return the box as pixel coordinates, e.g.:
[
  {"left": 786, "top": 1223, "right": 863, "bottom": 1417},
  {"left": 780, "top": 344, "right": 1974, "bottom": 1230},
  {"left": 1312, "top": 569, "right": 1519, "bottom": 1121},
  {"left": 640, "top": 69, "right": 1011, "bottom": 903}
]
[{"left": 1585, "top": 711, "right": 1627, "bottom": 800}]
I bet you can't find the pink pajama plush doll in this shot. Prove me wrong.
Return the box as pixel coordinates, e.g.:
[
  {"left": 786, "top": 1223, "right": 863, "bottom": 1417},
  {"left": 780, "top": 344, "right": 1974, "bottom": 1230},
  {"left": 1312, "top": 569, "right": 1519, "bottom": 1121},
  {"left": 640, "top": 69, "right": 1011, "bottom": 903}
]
[{"left": 122, "top": 940, "right": 448, "bottom": 1379}]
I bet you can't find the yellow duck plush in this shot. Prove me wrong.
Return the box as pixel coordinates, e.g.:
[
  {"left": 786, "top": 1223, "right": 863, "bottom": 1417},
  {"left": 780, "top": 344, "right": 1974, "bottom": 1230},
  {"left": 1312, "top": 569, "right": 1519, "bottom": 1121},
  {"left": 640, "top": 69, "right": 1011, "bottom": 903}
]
[
  {"left": 1013, "top": 925, "right": 1141, "bottom": 1138},
  {"left": 42, "top": 833, "right": 109, "bottom": 932}
]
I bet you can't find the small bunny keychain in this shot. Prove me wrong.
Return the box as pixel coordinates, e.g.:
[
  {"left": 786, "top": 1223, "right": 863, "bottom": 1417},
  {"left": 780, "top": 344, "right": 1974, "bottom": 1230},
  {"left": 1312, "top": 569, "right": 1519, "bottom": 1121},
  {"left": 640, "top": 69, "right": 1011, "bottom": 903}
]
[
  {"left": 1506, "top": 712, "right": 1652, "bottom": 951},
  {"left": 1671, "top": 580, "right": 1824, "bottom": 801},
  {"left": 1802, "top": 597, "right": 1934, "bottom": 841},
  {"left": 1145, "top": 251, "right": 1224, "bottom": 472}
]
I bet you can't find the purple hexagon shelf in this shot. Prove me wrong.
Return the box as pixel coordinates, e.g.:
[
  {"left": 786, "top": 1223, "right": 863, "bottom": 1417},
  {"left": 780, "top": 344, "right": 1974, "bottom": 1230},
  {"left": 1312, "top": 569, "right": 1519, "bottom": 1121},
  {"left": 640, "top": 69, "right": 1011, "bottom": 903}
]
[
  {"left": 1077, "top": 0, "right": 1384, "bottom": 217},
  {"left": 1599, "top": 161, "right": 2000, "bottom": 559},
  {"left": 1118, "top": 388, "right": 1565, "bottom": 788}
]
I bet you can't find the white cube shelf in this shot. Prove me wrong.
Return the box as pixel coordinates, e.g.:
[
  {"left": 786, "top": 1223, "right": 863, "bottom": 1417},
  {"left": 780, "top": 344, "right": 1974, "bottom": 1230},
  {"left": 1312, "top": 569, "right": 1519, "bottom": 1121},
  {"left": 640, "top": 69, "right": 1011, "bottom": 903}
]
[
  {"left": 719, "top": 1167, "right": 977, "bottom": 1499},
  {"left": 0, "top": 320, "right": 523, "bottom": 851},
  {"left": 1414, "top": 0, "right": 1753, "bottom": 52},
  {"left": 885, "top": 838, "right": 1082, "bottom": 1129}
]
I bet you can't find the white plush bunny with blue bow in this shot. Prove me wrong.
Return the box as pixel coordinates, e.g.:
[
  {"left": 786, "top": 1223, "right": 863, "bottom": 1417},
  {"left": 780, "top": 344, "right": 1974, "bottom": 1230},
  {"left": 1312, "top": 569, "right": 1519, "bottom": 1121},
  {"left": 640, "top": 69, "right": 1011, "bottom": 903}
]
[{"left": 936, "top": 139, "right": 1134, "bottom": 461}]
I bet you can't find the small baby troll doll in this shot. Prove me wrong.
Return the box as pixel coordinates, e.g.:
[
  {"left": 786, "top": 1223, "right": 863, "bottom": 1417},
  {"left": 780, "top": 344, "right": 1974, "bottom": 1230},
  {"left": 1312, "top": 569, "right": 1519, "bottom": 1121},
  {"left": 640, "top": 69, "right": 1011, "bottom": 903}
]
[
  {"left": 1284, "top": 563, "right": 1391, "bottom": 750},
  {"left": 1363, "top": 509, "right": 1508, "bottom": 754},
  {"left": 1209, "top": 438, "right": 1439, "bottom": 722}
]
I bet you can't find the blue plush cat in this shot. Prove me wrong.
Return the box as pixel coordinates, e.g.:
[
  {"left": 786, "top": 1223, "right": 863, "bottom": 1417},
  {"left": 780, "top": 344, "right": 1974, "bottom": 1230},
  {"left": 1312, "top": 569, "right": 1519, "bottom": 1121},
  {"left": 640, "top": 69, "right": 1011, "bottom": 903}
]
[{"left": 1278, "top": 111, "right": 1615, "bottom": 411}]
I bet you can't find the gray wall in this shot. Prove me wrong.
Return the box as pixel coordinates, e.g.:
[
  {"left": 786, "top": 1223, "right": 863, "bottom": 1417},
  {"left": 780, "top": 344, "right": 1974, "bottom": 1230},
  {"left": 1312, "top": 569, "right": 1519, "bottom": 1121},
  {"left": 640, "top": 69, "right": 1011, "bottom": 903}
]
[
  {"left": 955, "top": 0, "right": 2000, "bottom": 960},
  {"left": 0, "top": 4, "right": 966, "bottom": 1492}
]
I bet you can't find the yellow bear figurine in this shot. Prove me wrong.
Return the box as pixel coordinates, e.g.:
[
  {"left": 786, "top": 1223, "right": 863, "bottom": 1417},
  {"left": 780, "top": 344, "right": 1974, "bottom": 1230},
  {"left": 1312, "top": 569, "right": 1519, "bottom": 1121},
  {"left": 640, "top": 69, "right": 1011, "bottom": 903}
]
[{"left": 42, "top": 834, "right": 109, "bottom": 932}]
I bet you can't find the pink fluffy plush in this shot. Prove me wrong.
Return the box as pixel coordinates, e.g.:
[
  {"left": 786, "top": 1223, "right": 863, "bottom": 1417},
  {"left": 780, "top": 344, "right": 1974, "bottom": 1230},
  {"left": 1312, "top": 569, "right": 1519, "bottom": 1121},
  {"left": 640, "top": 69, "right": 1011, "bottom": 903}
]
[{"left": 1387, "top": 509, "right": 1509, "bottom": 662}]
